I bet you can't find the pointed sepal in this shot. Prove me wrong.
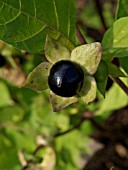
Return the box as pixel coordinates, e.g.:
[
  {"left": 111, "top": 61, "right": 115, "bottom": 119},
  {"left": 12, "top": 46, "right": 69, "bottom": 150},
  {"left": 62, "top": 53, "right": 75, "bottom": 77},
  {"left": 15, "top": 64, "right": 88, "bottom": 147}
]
[
  {"left": 79, "top": 75, "right": 97, "bottom": 104},
  {"left": 50, "top": 91, "right": 78, "bottom": 112},
  {"left": 71, "top": 42, "right": 102, "bottom": 75},
  {"left": 22, "top": 62, "right": 52, "bottom": 91},
  {"left": 45, "top": 36, "right": 71, "bottom": 64}
]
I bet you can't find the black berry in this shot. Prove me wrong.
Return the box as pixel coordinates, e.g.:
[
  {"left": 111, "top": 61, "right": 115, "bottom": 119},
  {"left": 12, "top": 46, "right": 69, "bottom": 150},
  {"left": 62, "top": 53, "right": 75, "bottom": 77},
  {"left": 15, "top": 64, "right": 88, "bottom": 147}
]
[
  {"left": 0, "top": 55, "right": 6, "bottom": 67},
  {"left": 48, "top": 60, "right": 84, "bottom": 97}
]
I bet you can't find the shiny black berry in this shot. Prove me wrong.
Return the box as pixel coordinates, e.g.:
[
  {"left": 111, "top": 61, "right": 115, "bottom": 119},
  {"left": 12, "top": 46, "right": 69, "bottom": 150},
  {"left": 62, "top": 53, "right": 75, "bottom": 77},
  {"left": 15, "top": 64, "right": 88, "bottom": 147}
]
[
  {"left": 0, "top": 55, "right": 6, "bottom": 67},
  {"left": 48, "top": 60, "right": 84, "bottom": 97}
]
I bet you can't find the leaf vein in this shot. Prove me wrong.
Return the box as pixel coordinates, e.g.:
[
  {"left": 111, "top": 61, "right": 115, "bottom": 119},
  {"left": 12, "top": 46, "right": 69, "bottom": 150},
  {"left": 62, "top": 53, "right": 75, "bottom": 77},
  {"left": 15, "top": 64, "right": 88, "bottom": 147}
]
[
  {"left": 53, "top": 0, "right": 59, "bottom": 29},
  {"left": 15, "top": 24, "right": 46, "bottom": 43},
  {"left": 0, "top": 1, "right": 46, "bottom": 26},
  {"left": 33, "top": 0, "right": 36, "bottom": 17},
  {"left": 67, "top": 1, "right": 70, "bottom": 37},
  {"left": 0, "top": 12, "right": 21, "bottom": 26},
  {"left": 0, "top": 0, "right": 75, "bottom": 50}
]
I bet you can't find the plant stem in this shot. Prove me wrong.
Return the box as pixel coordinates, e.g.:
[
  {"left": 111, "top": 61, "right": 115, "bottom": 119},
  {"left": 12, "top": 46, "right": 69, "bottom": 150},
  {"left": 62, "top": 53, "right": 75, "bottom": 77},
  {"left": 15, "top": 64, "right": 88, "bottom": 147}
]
[
  {"left": 94, "top": 0, "right": 107, "bottom": 31},
  {"left": 33, "top": 145, "right": 44, "bottom": 155},
  {"left": 76, "top": 26, "right": 87, "bottom": 44},
  {"left": 54, "top": 118, "right": 84, "bottom": 137},
  {"left": 89, "top": 118, "right": 105, "bottom": 131},
  {"left": 54, "top": 111, "right": 106, "bottom": 138},
  {"left": 109, "top": 76, "right": 128, "bottom": 95}
]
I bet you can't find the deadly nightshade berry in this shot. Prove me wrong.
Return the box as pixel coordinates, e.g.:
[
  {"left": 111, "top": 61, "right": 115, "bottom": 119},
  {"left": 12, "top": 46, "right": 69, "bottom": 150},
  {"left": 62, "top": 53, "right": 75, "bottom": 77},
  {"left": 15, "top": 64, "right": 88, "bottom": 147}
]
[
  {"left": 0, "top": 55, "right": 6, "bottom": 67},
  {"left": 23, "top": 38, "right": 101, "bottom": 111},
  {"left": 48, "top": 60, "right": 84, "bottom": 97}
]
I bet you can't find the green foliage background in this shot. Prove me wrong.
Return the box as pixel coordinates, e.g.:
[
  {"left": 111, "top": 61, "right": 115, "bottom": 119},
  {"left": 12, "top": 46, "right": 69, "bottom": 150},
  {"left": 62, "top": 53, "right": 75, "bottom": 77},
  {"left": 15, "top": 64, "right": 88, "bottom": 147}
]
[{"left": 0, "top": 0, "right": 128, "bottom": 170}]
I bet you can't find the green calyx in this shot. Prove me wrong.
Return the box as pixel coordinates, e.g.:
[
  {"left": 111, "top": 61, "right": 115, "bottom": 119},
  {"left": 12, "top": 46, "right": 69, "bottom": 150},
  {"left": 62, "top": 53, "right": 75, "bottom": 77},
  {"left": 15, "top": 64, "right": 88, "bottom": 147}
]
[{"left": 23, "top": 36, "right": 102, "bottom": 111}]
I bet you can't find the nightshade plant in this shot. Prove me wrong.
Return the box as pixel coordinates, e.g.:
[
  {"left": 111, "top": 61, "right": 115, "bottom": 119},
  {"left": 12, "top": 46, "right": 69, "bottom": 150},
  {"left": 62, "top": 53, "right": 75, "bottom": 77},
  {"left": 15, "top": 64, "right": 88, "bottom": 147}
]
[
  {"left": 0, "top": 1, "right": 128, "bottom": 169},
  {"left": 23, "top": 36, "right": 102, "bottom": 111}
]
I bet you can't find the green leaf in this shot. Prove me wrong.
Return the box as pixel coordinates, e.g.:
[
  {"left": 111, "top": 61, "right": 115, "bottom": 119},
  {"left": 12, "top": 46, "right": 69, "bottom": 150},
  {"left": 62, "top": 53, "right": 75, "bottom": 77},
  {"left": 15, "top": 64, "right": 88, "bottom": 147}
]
[
  {"left": 55, "top": 114, "right": 69, "bottom": 131},
  {"left": 0, "top": 148, "right": 21, "bottom": 170},
  {"left": 97, "top": 78, "right": 108, "bottom": 97},
  {"left": 55, "top": 130, "right": 86, "bottom": 170},
  {"left": 115, "top": 48, "right": 128, "bottom": 58},
  {"left": 45, "top": 36, "right": 71, "bottom": 64},
  {"left": 50, "top": 91, "right": 78, "bottom": 112},
  {"left": 16, "top": 88, "right": 38, "bottom": 106},
  {"left": 102, "top": 17, "right": 128, "bottom": 48},
  {"left": 0, "top": 81, "right": 12, "bottom": 107},
  {"left": 0, "top": 105, "right": 24, "bottom": 122},
  {"left": 97, "top": 78, "right": 128, "bottom": 115},
  {"left": 108, "top": 63, "right": 126, "bottom": 77},
  {"left": 119, "top": 56, "right": 128, "bottom": 74},
  {"left": 0, "top": 128, "right": 35, "bottom": 170},
  {"left": 102, "top": 47, "right": 128, "bottom": 62},
  {"left": 94, "top": 60, "right": 108, "bottom": 82},
  {"left": 23, "top": 62, "right": 52, "bottom": 91},
  {"left": 102, "top": 17, "right": 128, "bottom": 62},
  {"left": 71, "top": 43, "right": 102, "bottom": 75},
  {"left": 0, "top": 0, "right": 75, "bottom": 53},
  {"left": 116, "top": 0, "right": 128, "bottom": 19},
  {"left": 5, "top": 128, "right": 35, "bottom": 150}
]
